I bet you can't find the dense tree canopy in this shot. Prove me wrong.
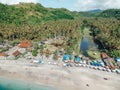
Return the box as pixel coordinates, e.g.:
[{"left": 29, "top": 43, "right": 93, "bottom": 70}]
[
  {"left": 85, "top": 18, "right": 120, "bottom": 57},
  {"left": 99, "top": 9, "right": 120, "bottom": 20},
  {"left": 0, "top": 3, "right": 120, "bottom": 57},
  {"left": 0, "top": 3, "right": 77, "bottom": 25}
]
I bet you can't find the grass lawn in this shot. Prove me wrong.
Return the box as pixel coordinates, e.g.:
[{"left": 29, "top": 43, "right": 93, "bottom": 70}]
[
  {"left": 87, "top": 50, "right": 101, "bottom": 59},
  {"left": 45, "top": 44, "right": 58, "bottom": 52},
  {"left": 83, "top": 27, "right": 92, "bottom": 37}
]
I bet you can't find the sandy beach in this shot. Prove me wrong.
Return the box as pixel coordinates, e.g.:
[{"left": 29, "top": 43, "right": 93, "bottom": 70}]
[{"left": 0, "top": 60, "right": 120, "bottom": 90}]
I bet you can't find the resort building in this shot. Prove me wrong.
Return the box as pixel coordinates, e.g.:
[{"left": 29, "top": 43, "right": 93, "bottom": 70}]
[
  {"left": 0, "top": 53, "right": 8, "bottom": 60},
  {"left": 12, "top": 50, "right": 21, "bottom": 57},
  {"left": 101, "top": 53, "right": 115, "bottom": 69},
  {"left": 19, "top": 40, "right": 32, "bottom": 48},
  {"left": 101, "top": 53, "right": 108, "bottom": 59}
]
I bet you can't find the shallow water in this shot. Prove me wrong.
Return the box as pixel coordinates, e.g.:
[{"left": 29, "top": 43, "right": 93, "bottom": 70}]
[
  {"left": 0, "top": 77, "right": 56, "bottom": 90},
  {"left": 80, "top": 37, "right": 98, "bottom": 56}
]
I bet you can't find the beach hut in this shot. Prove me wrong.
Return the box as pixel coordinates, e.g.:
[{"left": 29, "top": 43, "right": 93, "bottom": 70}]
[
  {"left": 63, "top": 54, "right": 71, "bottom": 62},
  {"left": 74, "top": 56, "right": 81, "bottom": 63},
  {"left": 101, "top": 53, "right": 108, "bottom": 59},
  {"left": 0, "top": 53, "right": 8, "bottom": 60},
  {"left": 19, "top": 40, "right": 32, "bottom": 48},
  {"left": 101, "top": 53, "right": 111, "bottom": 66},
  {"left": 12, "top": 50, "right": 21, "bottom": 57}
]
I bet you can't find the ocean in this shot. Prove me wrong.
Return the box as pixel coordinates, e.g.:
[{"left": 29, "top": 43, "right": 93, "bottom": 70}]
[{"left": 0, "top": 77, "right": 56, "bottom": 90}]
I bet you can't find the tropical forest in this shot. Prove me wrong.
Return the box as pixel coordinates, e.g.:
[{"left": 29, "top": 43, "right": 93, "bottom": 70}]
[{"left": 0, "top": 2, "right": 120, "bottom": 58}]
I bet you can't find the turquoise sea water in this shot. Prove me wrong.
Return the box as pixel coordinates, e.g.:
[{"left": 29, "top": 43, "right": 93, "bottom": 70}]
[{"left": 0, "top": 77, "right": 56, "bottom": 90}]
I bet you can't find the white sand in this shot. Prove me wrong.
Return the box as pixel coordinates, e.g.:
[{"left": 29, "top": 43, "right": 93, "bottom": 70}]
[{"left": 0, "top": 60, "right": 120, "bottom": 90}]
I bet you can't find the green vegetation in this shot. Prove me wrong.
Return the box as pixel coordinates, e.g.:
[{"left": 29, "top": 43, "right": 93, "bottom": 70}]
[
  {"left": 79, "top": 11, "right": 100, "bottom": 17},
  {"left": 86, "top": 18, "right": 120, "bottom": 52},
  {"left": 87, "top": 50, "right": 101, "bottom": 59},
  {"left": 32, "top": 49, "right": 38, "bottom": 56},
  {"left": 53, "top": 50, "right": 59, "bottom": 60},
  {"left": 0, "top": 9, "right": 83, "bottom": 54},
  {"left": 0, "top": 2, "right": 120, "bottom": 57},
  {"left": 0, "top": 48, "right": 9, "bottom": 53},
  {"left": 39, "top": 44, "right": 45, "bottom": 55},
  {"left": 0, "top": 3, "right": 77, "bottom": 25},
  {"left": 79, "top": 9, "right": 120, "bottom": 20},
  {"left": 10, "top": 40, "right": 20, "bottom": 46},
  {"left": 45, "top": 49, "right": 51, "bottom": 58},
  {"left": 98, "top": 9, "right": 120, "bottom": 20},
  {"left": 0, "top": 33, "right": 3, "bottom": 43},
  {"left": 109, "top": 50, "right": 120, "bottom": 58}
]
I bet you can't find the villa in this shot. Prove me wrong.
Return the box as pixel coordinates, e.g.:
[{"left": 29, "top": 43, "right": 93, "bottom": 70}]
[
  {"left": 19, "top": 40, "right": 32, "bottom": 48},
  {"left": 12, "top": 50, "right": 21, "bottom": 57},
  {"left": 0, "top": 53, "right": 8, "bottom": 60}
]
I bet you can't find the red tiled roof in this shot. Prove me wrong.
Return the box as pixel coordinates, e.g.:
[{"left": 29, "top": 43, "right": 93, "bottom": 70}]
[
  {"left": 19, "top": 40, "right": 32, "bottom": 48},
  {"left": 12, "top": 50, "right": 21, "bottom": 57},
  {"left": 101, "top": 53, "right": 108, "bottom": 59},
  {"left": 0, "top": 53, "right": 8, "bottom": 57}
]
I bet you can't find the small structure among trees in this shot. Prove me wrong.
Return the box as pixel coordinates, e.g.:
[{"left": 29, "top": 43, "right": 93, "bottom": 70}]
[
  {"left": 101, "top": 52, "right": 115, "bottom": 69},
  {"left": 19, "top": 40, "right": 32, "bottom": 48},
  {"left": 0, "top": 53, "right": 8, "bottom": 60},
  {"left": 12, "top": 50, "right": 21, "bottom": 57}
]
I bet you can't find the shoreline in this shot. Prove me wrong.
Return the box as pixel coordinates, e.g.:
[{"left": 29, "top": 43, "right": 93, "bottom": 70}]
[
  {"left": 0, "top": 64, "right": 74, "bottom": 90},
  {"left": 0, "top": 76, "right": 56, "bottom": 90},
  {"left": 0, "top": 61, "right": 120, "bottom": 90}
]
